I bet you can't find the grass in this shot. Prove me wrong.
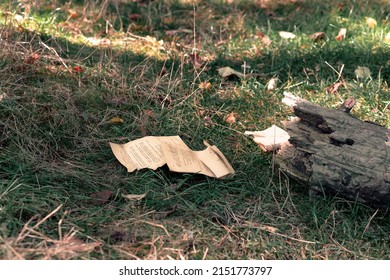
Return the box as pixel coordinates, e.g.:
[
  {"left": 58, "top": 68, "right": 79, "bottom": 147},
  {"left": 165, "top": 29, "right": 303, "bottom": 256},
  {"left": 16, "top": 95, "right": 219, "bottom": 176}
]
[{"left": 0, "top": 0, "right": 389, "bottom": 259}]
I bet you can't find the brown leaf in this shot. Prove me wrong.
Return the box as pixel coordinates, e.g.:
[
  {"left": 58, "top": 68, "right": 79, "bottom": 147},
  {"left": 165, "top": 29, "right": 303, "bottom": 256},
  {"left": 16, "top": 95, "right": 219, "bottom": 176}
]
[
  {"left": 256, "top": 32, "right": 272, "bottom": 47},
  {"left": 190, "top": 52, "right": 204, "bottom": 69},
  {"left": 261, "top": 35, "right": 272, "bottom": 47},
  {"left": 198, "top": 81, "right": 211, "bottom": 90},
  {"left": 310, "top": 32, "right": 325, "bottom": 42},
  {"left": 162, "top": 17, "right": 173, "bottom": 25},
  {"left": 24, "top": 53, "right": 39, "bottom": 64},
  {"left": 90, "top": 190, "right": 113, "bottom": 205},
  {"left": 225, "top": 112, "right": 237, "bottom": 124},
  {"left": 326, "top": 81, "right": 344, "bottom": 94}
]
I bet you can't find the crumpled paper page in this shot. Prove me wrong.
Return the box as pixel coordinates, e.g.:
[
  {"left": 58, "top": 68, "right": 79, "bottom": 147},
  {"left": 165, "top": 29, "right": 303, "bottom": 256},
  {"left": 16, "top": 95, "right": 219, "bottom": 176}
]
[
  {"left": 245, "top": 125, "right": 290, "bottom": 152},
  {"left": 110, "top": 136, "right": 234, "bottom": 179}
]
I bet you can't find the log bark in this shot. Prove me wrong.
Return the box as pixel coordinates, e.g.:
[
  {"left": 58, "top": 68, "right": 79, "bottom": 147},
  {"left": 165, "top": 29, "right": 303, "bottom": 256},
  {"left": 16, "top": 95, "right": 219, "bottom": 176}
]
[{"left": 276, "top": 92, "right": 390, "bottom": 209}]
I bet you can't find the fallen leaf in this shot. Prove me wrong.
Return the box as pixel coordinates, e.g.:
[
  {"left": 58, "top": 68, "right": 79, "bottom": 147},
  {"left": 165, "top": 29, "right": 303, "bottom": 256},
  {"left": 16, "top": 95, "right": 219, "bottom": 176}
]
[
  {"left": 365, "top": 17, "right": 377, "bottom": 28},
  {"left": 24, "top": 53, "right": 39, "bottom": 64},
  {"left": 225, "top": 112, "right": 237, "bottom": 124},
  {"left": 67, "top": 9, "right": 79, "bottom": 19},
  {"left": 198, "top": 81, "right": 211, "bottom": 90},
  {"left": 110, "top": 117, "right": 124, "bottom": 124},
  {"left": 72, "top": 66, "right": 83, "bottom": 72},
  {"left": 326, "top": 81, "right": 344, "bottom": 94},
  {"left": 122, "top": 193, "right": 147, "bottom": 201},
  {"left": 279, "top": 31, "right": 296, "bottom": 39},
  {"left": 310, "top": 32, "right": 325, "bottom": 42},
  {"left": 162, "top": 17, "right": 173, "bottom": 25},
  {"left": 190, "top": 52, "right": 204, "bottom": 69},
  {"left": 385, "top": 32, "right": 390, "bottom": 43},
  {"left": 0, "top": 93, "right": 9, "bottom": 102},
  {"left": 257, "top": 32, "right": 272, "bottom": 47},
  {"left": 90, "top": 190, "right": 113, "bottom": 205},
  {"left": 354, "top": 66, "right": 371, "bottom": 79},
  {"left": 261, "top": 35, "right": 272, "bottom": 47},
  {"left": 217, "top": 66, "right": 245, "bottom": 79},
  {"left": 266, "top": 77, "right": 278, "bottom": 91},
  {"left": 335, "top": 28, "right": 347, "bottom": 41}
]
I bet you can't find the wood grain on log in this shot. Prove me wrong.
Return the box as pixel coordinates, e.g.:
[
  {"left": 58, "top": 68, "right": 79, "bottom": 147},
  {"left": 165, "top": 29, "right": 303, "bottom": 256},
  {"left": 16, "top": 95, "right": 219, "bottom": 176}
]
[{"left": 276, "top": 92, "right": 390, "bottom": 209}]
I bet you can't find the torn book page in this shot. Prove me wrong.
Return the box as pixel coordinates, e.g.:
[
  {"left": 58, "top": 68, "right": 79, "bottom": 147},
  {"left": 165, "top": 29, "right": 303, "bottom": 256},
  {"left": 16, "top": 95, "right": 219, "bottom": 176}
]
[{"left": 110, "top": 136, "right": 234, "bottom": 179}]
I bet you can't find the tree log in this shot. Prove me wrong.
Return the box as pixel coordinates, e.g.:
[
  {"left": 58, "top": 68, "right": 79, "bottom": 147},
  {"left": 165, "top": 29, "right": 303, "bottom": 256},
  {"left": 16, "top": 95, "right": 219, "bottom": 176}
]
[{"left": 276, "top": 92, "right": 390, "bottom": 209}]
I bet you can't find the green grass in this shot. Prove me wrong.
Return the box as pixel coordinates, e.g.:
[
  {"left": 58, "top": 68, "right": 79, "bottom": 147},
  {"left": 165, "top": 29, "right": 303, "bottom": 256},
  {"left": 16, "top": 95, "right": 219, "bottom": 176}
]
[{"left": 0, "top": 0, "right": 389, "bottom": 259}]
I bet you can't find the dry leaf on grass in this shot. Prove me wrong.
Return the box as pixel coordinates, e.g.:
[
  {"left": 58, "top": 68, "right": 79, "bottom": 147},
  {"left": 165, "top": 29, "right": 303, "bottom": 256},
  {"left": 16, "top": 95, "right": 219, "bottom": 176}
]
[
  {"left": 225, "top": 112, "right": 237, "bottom": 124},
  {"left": 365, "top": 17, "right": 377, "bottom": 28},
  {"left": 279, "top": 31, "right": 296, "bottom": 39},
  {"left": 0, "top": 93, "right": 9, "bottom": 102},
  {"left": 335, "top": 28, "right": 347, "bottom": 41},
  {"left": 310, "top": 32, "right": 325, "bottom": 42},
  {"left": 190, "top": 52, "right": 204, "bottom": 69},
  {"left": 384, "top": 32, "right": 390, "bottom": 43},
  {"left": 24, "top": 53, "right": 39, "bottom": 64},
  {"left": 354, "top": 66, "right": 371, "bottom": 79},
  {"left": 326, "top": 81, "right": 344, "bottom": 94},
  {"left": 122, "top": 193, "right": 147, "bottom": 201},
  {"left": 198, "top": 81, "right": 211, "bottom": 90},
  {"left": 266, "top": 77, "right": 278, "bottom": 91},
  {"left": 162, "top": 17, "right": 174, "bottom": 25},
  {"left": 72, "top": 66, "right": 83, "bottom": 72},
  {"left": 256, "top": 32, "right": 272, "bottom": 47},
  {"left": 110, "top": 117, "right": 124, "bottom": 124}
]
